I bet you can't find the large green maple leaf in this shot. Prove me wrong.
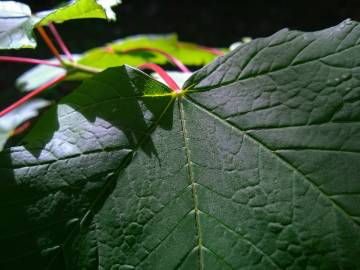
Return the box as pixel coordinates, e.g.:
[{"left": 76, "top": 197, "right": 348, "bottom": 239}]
[{"left": 1, "top": 20, "right": 360, "bottom": 269}]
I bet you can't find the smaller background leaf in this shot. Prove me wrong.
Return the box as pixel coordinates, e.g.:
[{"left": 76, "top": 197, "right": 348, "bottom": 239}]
[
  {"left": 0, "top": 99, "right": 50, "bottom": 150},
  {"left": 0, "top": 1, "right": 40, "bottom": 49},
  {"left": 78, "top": 34, "right": 226, "bottom": 69},
  {"left": 16, "top": 55, "right": 81, "bottom": 92},
  {"left": 37, "top": 0, "right": 121, "bottom": 25}
]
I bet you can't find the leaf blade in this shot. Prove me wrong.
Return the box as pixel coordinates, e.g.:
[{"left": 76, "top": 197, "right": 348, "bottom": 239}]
[{"left": 2, "top": 20, "right": 360, "bottom": 270}]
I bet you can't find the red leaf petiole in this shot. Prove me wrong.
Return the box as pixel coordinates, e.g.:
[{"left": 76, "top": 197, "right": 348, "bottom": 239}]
[
  {"left": 36, "top": 25, "right": 64, "bottom": 64},
  {"left": 48, "top": 22, "right": 74, "bottom": 61},
  {"left": 197, "top": 45, "right": 225, "bottom": 56},
  {"left": 0, "top": 56, "right": 62, "bottom": 67},
  {"left": 116, "top": 47, "right": 190, "bottom": 73},
  {"left": 138, "top": 63, "right": 181, "bottom": 93},
  {"left": 11, "top": 121, "right": 32, "bottom": 136},
  {"left": 0, "top": 75, "right": 66, "bottom": 117}
]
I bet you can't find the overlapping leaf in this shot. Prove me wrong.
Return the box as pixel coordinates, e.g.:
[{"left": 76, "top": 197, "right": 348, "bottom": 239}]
[
  {"left": 1, "top": 20, "right": 360, "bottom": 270},
  {"left": 0, "top": 0, "right": 121, "bottom": 49},
  {"left": 78, "top": 34, "right": 225, "bottom": 69},
  {"left": 15, "top": 34, "right": 224, "bottom": 91},
  {"left": 37, "top": 0, "right": 121, "bottom": 25}
]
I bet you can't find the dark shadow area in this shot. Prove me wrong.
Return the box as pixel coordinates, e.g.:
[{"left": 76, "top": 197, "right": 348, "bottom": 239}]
[{"left": 0, "top": 151, "right": 67, "bottom": 269}]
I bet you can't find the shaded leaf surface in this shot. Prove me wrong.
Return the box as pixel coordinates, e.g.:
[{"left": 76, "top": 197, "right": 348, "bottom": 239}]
[{"left": 1, "top": 20, "right": 360, "bottom": 270}]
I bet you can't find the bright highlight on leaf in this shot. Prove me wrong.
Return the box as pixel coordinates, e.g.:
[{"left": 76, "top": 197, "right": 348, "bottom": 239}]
[
  {"left": 16, "top": 55, "right": 81, "bottom": 92},
  {"left": 0, "top": 0, "right": 121, "bottom": 49},
  {"left": 0, "top": 1, "right": 40, "bottom": 49},
  {"left": 37, "top": 0, "right": 121, "bottom": 25},
  {"left": 1, "top": 20, "right": 360, "bottom": 270}
]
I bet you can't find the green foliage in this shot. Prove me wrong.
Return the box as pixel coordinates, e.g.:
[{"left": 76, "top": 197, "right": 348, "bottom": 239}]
[
  {"left": 0, "top": 0, "right": 121, "bottom": 49},
  {"left": 77, "top": 34, "right": 225, "bottom": 69},
  {"left": 15, "top": 35, "right": 223, "bottom": 91},
  {"left": 37, "top": 0, "right": 121, "bottom": 25},
  {"left": 1, "top": 20, "right": 360, "bottom": 269}
]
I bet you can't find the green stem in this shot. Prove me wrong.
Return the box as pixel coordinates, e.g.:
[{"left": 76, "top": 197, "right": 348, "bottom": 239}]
[{"left": 64, "top": 61, "right": 102, "bottom": 74}]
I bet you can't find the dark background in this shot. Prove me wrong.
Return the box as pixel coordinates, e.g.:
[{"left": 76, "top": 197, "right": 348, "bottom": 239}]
[{"left": 1, "top": 0, "right": 360, "bottom": 108}]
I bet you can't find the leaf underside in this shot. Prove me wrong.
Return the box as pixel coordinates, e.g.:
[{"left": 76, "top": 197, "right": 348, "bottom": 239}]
[
  {"left": 0, "top": 0, "right": 120, "bottom": 49},
  {"left": 1, "top": 20, "right": 360, "bottom": 270}
]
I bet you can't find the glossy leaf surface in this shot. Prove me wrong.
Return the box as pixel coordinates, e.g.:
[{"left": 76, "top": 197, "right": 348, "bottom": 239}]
[{"left": 1, "top": 21, "right": 360, "bottom": 270}]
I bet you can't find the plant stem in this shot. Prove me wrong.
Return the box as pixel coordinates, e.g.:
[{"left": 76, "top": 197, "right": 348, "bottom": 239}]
[
  {"left": 138, "top": 63, "right": 180, "bottom": 92},
  {"left": 119, "top": 47, "right": 190, "bottom": 73},
  {"left": 0, "top": 75, "right": 66, "bottom": 117},
  {"left": 198, "top": 45, "right": 224, "bottom": 56},
  {"left": 48, "top": 22, "right": 74, "bottom": 61},
  {"left": 65, "top": 61, "right": 102, "bottom": 74},
  {"left": 177, "top": 42, "right": 225, "bottom": 56},
  {"left": 11, "top": 121, "right": 32, "bottom": 136},
  {"left": 36, "top": 25, "right": 64, "bottom": 64},
  {"left": 0, "top": 56, "right": 62, "bottom": 67}
]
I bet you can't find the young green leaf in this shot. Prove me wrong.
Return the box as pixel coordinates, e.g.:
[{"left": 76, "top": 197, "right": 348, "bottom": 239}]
[
  {"left": 37, "top": 0, "right": 121, "bottom": 25},
  {"left": 1, "top": 20, "right": 360, "bottom": 269},
  {"left": 0, "top": 0, "right": 121, "bottom": 49}
]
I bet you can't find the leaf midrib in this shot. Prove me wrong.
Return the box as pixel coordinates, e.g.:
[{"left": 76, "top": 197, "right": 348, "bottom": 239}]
[{"left": 178, "top": 97, "right": 204, "bottom": 270}]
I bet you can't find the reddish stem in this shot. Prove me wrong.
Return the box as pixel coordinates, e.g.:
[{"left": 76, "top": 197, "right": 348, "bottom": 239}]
[
  {"left": 48, "top": 22, "right": 74, "bottom": 61},
  {"left": 177, "top": 43, "right": 224, "bottom": 56},
  {"left": 12, "top": 121, "right": 32, "bottom": 136},
  {"left": 197, "top": 45, "right": 225, "bottom": 56},
  {"left": 36, "top": 25, "right": 64, "bottom": 63},
  {"left": 0, "top": 56, "right": 62, "bottom": 67},
  {"left": 120, "top": 47, "right": 190, "bottom": 73},
  {"left": 138, "top": 63, "right": 180, "bottom": 92},
  {"left": 0, "top": 75, "right": 66, "bottom": 117}
]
